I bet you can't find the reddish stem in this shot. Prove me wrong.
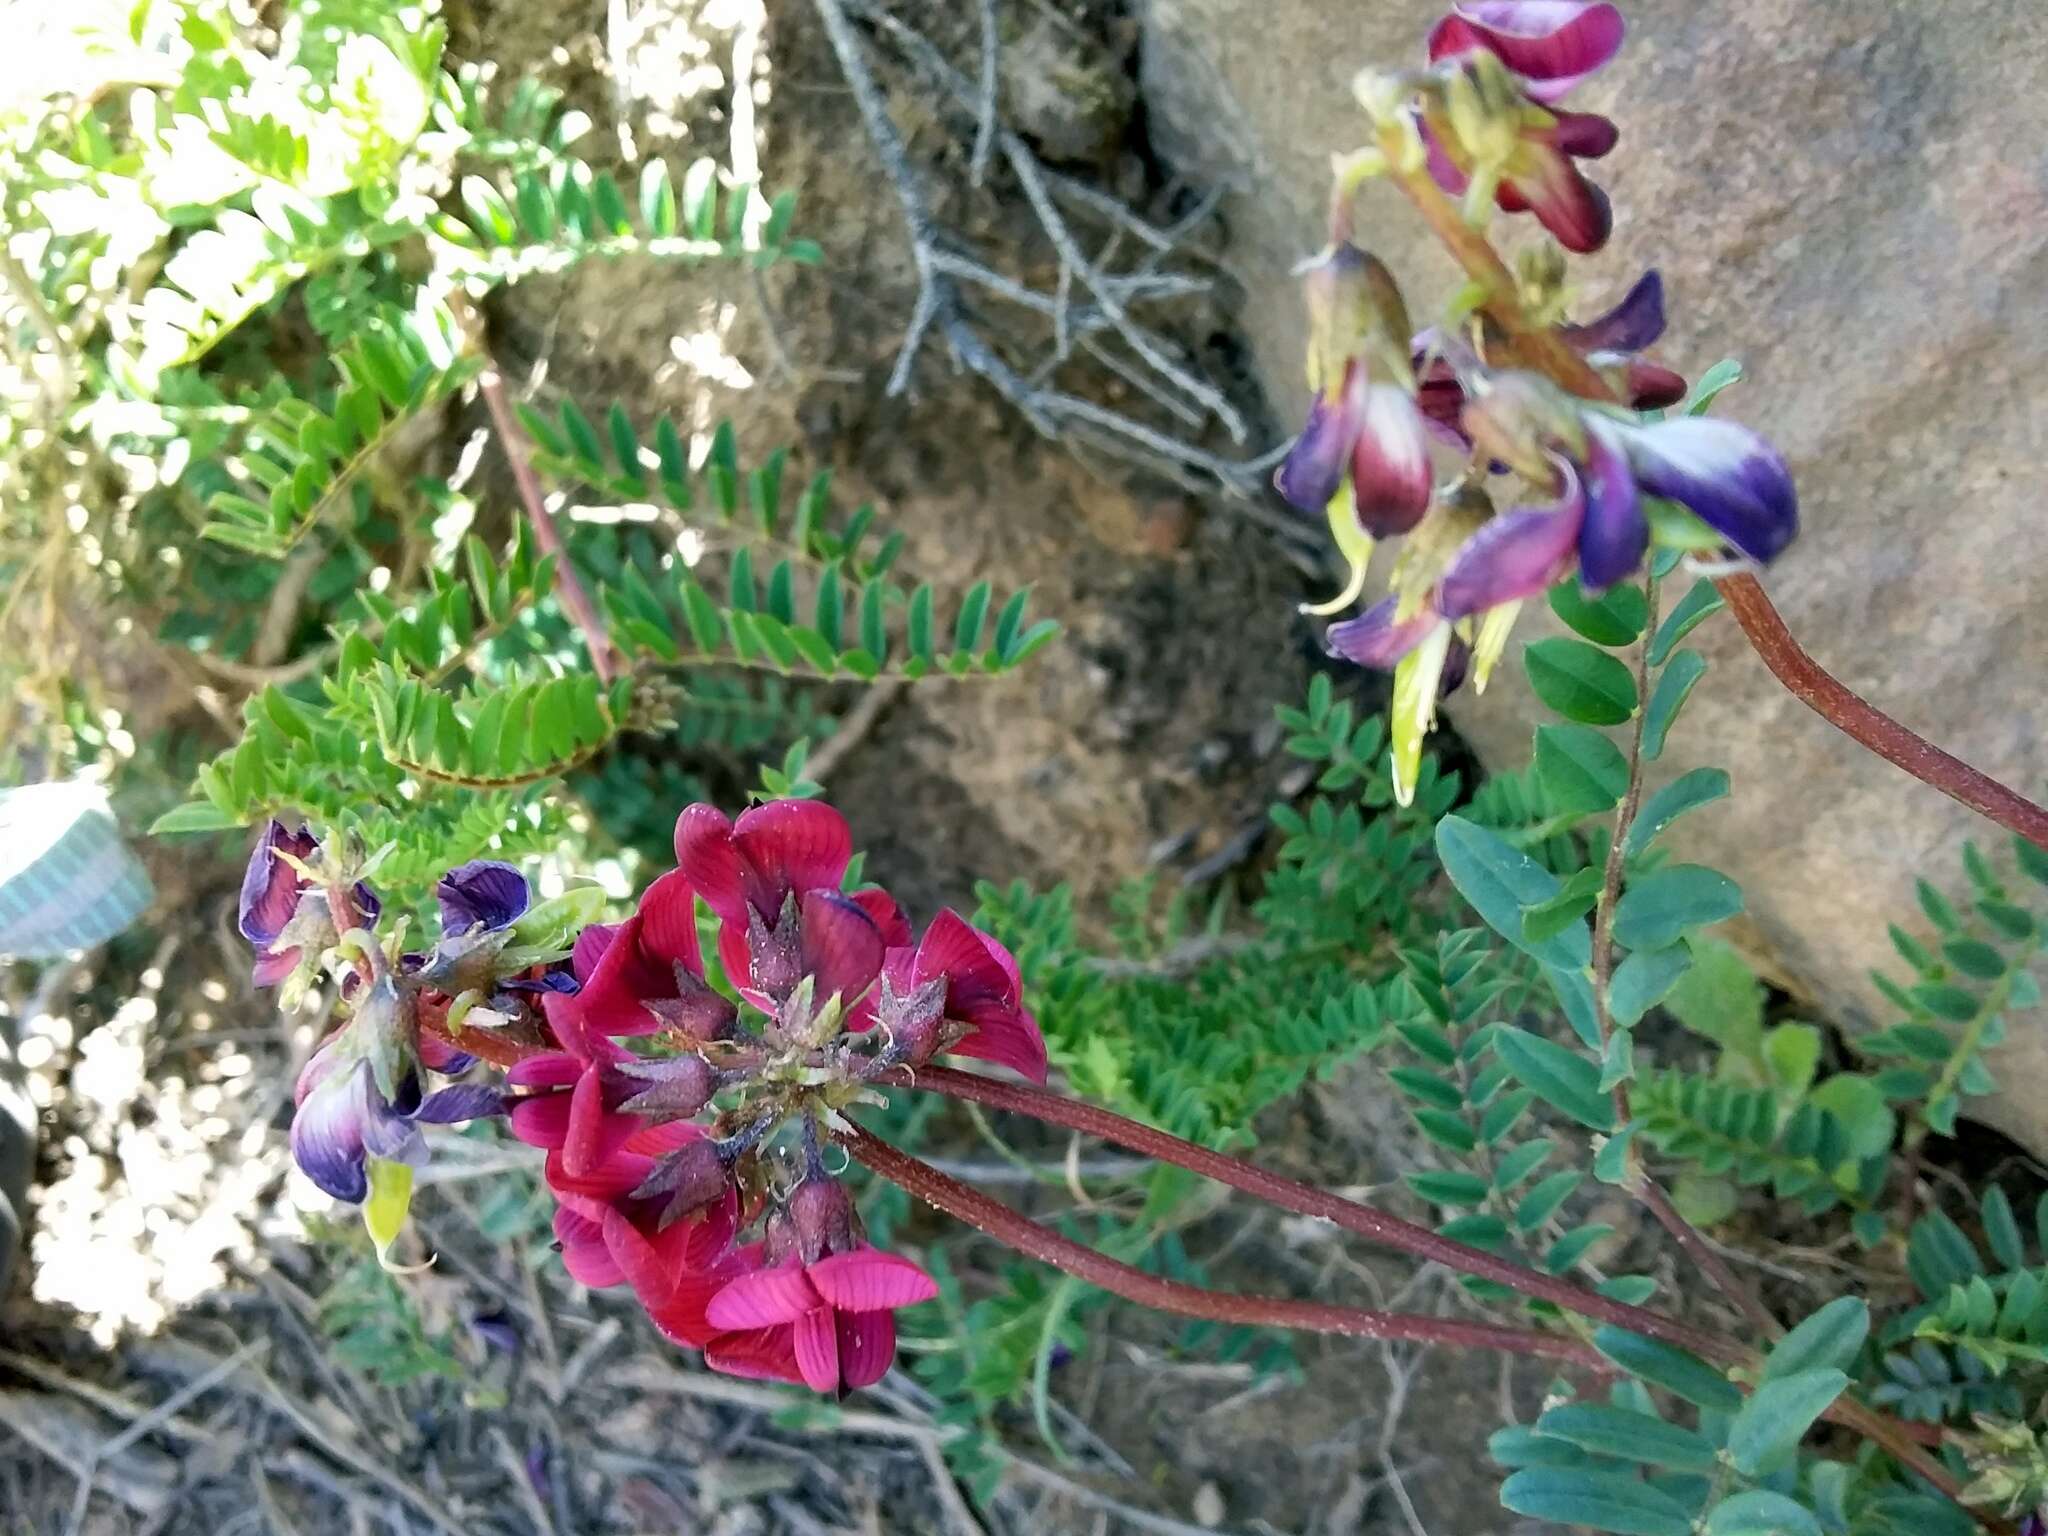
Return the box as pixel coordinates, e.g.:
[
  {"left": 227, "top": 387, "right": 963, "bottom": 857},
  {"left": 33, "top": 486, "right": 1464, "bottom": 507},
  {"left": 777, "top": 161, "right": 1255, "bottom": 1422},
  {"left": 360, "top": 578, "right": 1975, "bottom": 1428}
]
[
  {"left": 419, "top": 999, "right": 533, "bottom": 1070},
  {"left": 1716, "top": 573, "right": 2048, "bottom": 851},
  {"left": 840, "top": 1122, "right": 1607, "bottom": 1368},
  {"left": 887, "top": 1064, "right": 1738, "bottom": 1361},
  {"left": 478, "top": 367, "right": 620, "bottom": 686}
]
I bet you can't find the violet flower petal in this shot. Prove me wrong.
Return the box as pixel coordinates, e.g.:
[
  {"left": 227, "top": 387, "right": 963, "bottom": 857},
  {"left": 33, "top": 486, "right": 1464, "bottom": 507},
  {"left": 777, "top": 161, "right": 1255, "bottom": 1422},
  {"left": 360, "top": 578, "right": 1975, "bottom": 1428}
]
[
  {"left": 1324, "top": 597, "right": 1441, "bottom": 670},
  {"left": 1436, "top": 462, "right": 1589, "bottom": 619},
  {"left": 1624, "top": 417, "right": 1799, "bottom": 563},
  {"left": 1575, "top": 424, "right": 1649, "bottom": 590},
  {"left": 1561, "top": 270, "right": 1665, "bottom": 355},
  {"left": 435, "top": 860, "right": 530, "bottom": 934},
  {"left": 1427, "top": 2, "right": 1626, "bottom": 103}
]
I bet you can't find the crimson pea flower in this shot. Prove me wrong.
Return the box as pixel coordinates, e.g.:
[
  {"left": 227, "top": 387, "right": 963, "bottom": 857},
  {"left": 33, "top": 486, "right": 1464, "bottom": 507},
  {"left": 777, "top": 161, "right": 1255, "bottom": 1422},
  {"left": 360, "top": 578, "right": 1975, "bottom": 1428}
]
[
  {"left": 703, "top": 1175, "right": 937, "bottom": 1396},
  {"left": 878, "top": 910, "right": 1048, "bottom": 1084},
  {"left": 674, "top": 801, "right": 910, "bottom": 1027},
  {"left": 238, "top": 820, "right": 379, "bottom": 988},
  {"left": 1421, "top": 2, "right": 1626, "bottom": 252},
  {"left": 572, "top": 870, "right": 735, "bottom": 1044}
]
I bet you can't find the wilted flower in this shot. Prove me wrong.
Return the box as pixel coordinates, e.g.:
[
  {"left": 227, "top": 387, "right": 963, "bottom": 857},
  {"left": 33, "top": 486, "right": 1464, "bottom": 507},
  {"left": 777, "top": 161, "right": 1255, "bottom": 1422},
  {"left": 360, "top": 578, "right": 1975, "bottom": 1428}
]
[
  {"left": 238, "top": 820, "right": 379, "bottom": 988},
  {"left": 1422, "top": 2, "right": 1625, "bottom": 251},
  {"left": 703, "top": 1172, "right": 937, "bottom": 1396}
]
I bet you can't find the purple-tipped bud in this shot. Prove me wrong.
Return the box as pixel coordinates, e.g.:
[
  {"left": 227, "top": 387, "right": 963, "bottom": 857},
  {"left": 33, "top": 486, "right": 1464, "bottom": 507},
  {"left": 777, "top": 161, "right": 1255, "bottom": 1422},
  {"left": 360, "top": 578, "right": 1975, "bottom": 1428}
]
[
  {"left": 789, "top": 1175, "right": 860, "bottom": 1265},
  {"left": 614, "top": 1053, "right": 717, "bottom": 1119},
  {"left": 1275, "top": 364, "right": 1369, "bottom": 514},
  {"left": 631, "top": 1138, "right": 730, "bottom": 1228},
  {"left": 435, "top": 861, "right": 530, "bottom": 934}
]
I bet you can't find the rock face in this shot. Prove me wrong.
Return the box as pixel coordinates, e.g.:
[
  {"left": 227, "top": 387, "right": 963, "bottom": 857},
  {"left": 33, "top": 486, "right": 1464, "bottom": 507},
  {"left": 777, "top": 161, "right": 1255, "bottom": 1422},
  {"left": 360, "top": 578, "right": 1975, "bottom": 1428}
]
[{"left": 1141, "top": 0, "right": 2048, "bottom": 1150}]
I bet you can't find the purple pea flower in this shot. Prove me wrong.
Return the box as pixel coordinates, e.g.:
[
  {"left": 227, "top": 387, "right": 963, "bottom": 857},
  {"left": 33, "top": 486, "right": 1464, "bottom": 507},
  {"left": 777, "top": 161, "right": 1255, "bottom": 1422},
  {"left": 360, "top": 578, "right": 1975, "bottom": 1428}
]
[
  {"left": 436, "top": 860, "right": 530, "bottom": 934},
  {"left": 238, "top": 820, "right": 380, "bottom": 988},
  {"left": 1275, "top": 245, "right": 1434, "bottom": 541},
  {"left": 1421, "top": 2, "right": 1626, "bottom": 253},
  {"left": 290, "top": 1021, "right": 502, "bottom": 1203}
]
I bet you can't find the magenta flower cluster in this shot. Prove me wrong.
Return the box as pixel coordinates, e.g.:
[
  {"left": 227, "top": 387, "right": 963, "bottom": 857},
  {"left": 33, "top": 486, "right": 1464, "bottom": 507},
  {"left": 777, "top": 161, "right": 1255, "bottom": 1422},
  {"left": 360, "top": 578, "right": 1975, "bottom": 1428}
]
[{"left": 505, "top": 800, "right": 1042, "bottom": 1394}]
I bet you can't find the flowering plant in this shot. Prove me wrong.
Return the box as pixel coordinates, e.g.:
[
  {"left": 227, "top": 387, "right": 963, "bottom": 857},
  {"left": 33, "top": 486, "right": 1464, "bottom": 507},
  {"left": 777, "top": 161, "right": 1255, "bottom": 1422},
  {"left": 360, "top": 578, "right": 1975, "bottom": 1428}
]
[{"left": 204, "top": 2, "right": 2048, "bottom": 1531}]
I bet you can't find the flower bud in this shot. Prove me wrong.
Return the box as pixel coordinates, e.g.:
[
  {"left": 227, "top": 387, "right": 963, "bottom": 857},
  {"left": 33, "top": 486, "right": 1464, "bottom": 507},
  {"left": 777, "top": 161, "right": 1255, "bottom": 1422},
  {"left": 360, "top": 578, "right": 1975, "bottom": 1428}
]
[
  {"left": 877, "top": 973, "right": 948, "bottom": 1067},
  {"left": 614, "top": 1053, "right": 717, "bottom": 1120},
  {"left": 1302, "top": 246, "right": 1411, "bottom": 394},
  {"left": 631, "top": 1138, "right": 730, "bottom": 1228},
  {"left": 1442, "top": 51, "right": 1525, "bottom": 170},
  {"left": 1460, "top": 371, "right": 1584, "bottom": 482},
  {"left": 789, "top": 1175, "right": 860, "bottom": 1265}
]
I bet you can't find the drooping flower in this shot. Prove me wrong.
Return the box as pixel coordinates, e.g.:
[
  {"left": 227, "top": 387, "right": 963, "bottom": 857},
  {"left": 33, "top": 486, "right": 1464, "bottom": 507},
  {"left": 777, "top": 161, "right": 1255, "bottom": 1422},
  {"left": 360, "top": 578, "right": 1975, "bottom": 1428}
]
[
  {"left": 877, "top": 910, "right": 1048, "bottom": 1084},
  {"left": 238, "top": 820, "right": 380, "bottom": 988},
  {"left": 290, "top": 1021, "right": 501, "bottom": 1202},
  {"left": 1273, "top": 244, "right": 1436, "bottom": 615},
  {"left": 1421, "top": 2, "right": 1626, "bottom": 252},
  {"left": 703, "top": 1174, "right": 937, "bottom": 1396},
  {"left": 1455, "top": 370, "right": 1799, "bottom": 597}
]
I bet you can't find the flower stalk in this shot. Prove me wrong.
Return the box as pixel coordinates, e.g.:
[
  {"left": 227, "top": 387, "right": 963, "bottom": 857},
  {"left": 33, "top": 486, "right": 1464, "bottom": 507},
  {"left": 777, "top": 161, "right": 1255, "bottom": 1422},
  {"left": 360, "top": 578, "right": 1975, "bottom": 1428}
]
[{"left": 838, "top": 1121, "right": 1609, "bottom": 1368}]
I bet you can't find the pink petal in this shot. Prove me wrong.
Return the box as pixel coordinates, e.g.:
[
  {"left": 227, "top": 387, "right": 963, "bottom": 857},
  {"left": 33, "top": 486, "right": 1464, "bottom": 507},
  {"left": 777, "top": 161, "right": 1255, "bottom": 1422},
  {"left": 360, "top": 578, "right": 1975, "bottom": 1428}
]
[
  {"left": 647, "top": 1269, "right": 740, "bottom": 1348},
  {"left": 849, "top": 887, "right": 913, "bottom": 949},
  {"left": 1350, "top": 384, "right": 1434, "bottom": 537},
  {"left": 792, "top": 1307, "right": 841, "bottom": 1394},
  {"left": 731, "top": 800, "right": 853, "bottom": 914},
  {"left": 602, "top": 1206, "right": 681, "bottom": 1306},
  {"left": 1428, "top": 2, "right": 1624, "bottom": 103},
  {"left": 673, "top": 804, "right": 746, "bottom": 924},
  {"left": 562, "top": 1068, "right": 610, "bottom": 1178},
  {"left": 807, "top": 1249, "right": 939, "bottom": 1313},
  {"left": 251, "top": 947, "right": 301, "bottom": 988},
  {"left": 799, "top": 890, "right": 884, "bottom": 1009},
  {"left": 948, "top": 1008, "right": 1050, "bottom": 1085},
  {"left": 574, "top": 909, "right": 665, "bottom": 1038},
  {"left": 635, "top": 869, "right": 704, "bottom": 974},
  {"left": 571, "top": 921, "right": 619, "bottom": 984},
  {"left": 910, "top": 910, "right": 1007, "bottom": 996},
  {"left": 508, "top": 1051, "right": 585, "bottom": 1090},
  {"left": 555, "top": 1208, "right": 625, "bottom": 1288},
  {"left": 837, "top": 1309, "right": 897, "bottom": 1391},
  {"left": 705, "top": 1263, "right": 823, "bottom": 1330},
  {"left": 509, "top": 1092, "right": 572, "bottom": 1149},
  {"left": 705, "top": 1325, "right": 803, "bottom": 1383}
]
